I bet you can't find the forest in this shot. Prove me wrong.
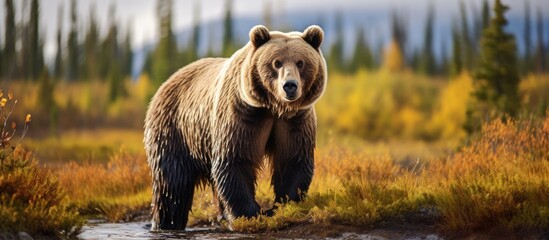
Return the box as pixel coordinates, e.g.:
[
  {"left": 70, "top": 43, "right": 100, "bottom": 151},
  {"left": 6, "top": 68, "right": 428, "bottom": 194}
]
[{"left": 0, "top": 0, "right": 548, "bottom": 238}]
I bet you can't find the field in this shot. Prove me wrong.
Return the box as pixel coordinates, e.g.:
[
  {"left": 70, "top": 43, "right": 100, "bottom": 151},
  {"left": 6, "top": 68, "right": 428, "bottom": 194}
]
[{"left": 1, "top": 71, "right": 548, "bottom": 238}]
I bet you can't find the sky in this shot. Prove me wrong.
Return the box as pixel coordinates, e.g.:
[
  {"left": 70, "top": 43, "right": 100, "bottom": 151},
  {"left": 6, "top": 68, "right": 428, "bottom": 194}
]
[{"left": 0, "top": 0, "right": 548, "bottom": 62}]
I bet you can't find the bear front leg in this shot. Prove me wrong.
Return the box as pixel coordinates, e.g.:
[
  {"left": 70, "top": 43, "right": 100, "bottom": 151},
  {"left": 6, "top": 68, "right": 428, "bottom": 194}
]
[
  {"left": 270, "top": 111, "right": 316, "bottom": 209},
  {"left": 212, "top": 158, "right": 261, "bottom": 220},
  {"left": 271, "top": 153, "right": 314, "bottom": 204}
]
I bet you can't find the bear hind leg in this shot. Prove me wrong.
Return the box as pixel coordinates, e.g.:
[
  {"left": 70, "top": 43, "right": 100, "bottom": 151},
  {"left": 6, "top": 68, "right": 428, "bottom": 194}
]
[{"left": 151, "top": 161, "right": 198, "bottom": 230}]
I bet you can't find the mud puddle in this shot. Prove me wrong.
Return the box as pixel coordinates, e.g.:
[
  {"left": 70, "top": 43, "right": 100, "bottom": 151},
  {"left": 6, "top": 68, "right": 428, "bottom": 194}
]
[{"left": 78, "top": 221, "right": 445, "bottom": 240}]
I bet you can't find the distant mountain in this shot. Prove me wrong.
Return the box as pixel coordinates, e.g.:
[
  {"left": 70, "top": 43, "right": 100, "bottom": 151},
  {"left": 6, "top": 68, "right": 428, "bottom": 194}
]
[{"left": 132, "top": 8, "right": 549, "bottom": 79}]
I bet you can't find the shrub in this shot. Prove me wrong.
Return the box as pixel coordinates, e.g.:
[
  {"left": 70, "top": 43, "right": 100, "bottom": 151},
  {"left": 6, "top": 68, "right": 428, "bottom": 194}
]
[{"left": 0, "top": 90, "right": 82, "bottom": 237}]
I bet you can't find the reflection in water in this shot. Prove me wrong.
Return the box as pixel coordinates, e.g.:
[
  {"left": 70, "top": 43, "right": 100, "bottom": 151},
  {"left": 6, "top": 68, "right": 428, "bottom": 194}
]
[{"left": 78, "top": 221, "right": 247, "bottom": 240}]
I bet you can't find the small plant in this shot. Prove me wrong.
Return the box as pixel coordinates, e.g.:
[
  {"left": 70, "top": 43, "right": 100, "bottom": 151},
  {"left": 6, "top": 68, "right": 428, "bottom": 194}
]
[{"left": 0, "top": 89, "right": 83, "bottom": 237}]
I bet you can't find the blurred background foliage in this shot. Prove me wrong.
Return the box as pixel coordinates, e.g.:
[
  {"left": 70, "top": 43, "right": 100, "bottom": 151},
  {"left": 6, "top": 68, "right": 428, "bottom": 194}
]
[{"left": 0, "top": 0, "right": 546, "bottom": 146}]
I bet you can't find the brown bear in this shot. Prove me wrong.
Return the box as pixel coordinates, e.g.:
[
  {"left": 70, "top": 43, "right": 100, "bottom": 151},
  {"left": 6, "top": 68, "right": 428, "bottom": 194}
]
[{"left": 144, "top": 25, "right": 327, "bottom": 230}]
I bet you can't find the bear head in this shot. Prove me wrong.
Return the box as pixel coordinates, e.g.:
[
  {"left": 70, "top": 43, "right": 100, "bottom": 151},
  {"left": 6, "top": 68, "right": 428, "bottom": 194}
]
[{"left": 240, "top": 25, "right": 327, "bottom": 117}]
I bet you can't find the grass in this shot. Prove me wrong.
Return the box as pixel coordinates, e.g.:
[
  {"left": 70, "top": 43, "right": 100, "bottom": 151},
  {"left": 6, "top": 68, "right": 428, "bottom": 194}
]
[
  {"left": 56, "top": 149, "right": 150, "bottom": 222},
  {"left": 1, "top": 72, "right": 548, "bottom": 237},
  {"left": 229, "top": 114, "right": 549, "bottom": 234},
  {"left": 24, "top": 129, "right": 144, "bottom": 165}
]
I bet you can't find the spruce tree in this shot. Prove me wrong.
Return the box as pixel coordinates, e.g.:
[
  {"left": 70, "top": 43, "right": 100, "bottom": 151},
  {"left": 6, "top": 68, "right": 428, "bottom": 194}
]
[
  {"left": 329, "top": 12, "right": 345, "bottom": 72},
  {"left": 151, "top": 0, "right": 176, "bottom": 88},
  {"left": 84, "top": 4, "right": 99, "bottom": 80},
  {"left": 349, "top": 26, "right": 373, "bottom": 73},
  {"left": 420, "top": 4, "right": 435, "bottom": 75},
  {"left": 54, "top": 4, "right": 63, "bottom": 79},
  {"left": 523, "top": 0, "right": 532, "bottom": 74},
  {"left": 459, "top": 1, "right": 473, "bottom": 71},
  {"left": 123, "top": 24, "right": 133, "bottom": 77},
  {"left": 67, "top": 0, "right": 79, "bottom": 81},
  {"left": 451, "top": 22, "right": 463, "bottom": 76},
  {"left": 222, "top": 0, "right": 234, "bottom": 57},
  {"left": 535, "top": 10, "right": 545, "bottom": 73},
  {"left": 29, "top": 0, "right": 43, "bottom": 80},
  {"left": 465, "top": 0, "right": 520, "bottom": 133},
  {"left": 190, "top": 0, "right": 201, "bottom": 61},
  {"left": 3, "top": 0, "right": 15, "bottom": 79}
]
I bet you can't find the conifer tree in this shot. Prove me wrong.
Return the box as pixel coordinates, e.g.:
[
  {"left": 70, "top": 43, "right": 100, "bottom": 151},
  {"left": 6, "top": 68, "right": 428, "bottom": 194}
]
[
  {"left": 67, "top": 0, "right": 79, "bottom": 81},
  {"left": 151, "top": 0, "right": 176, "bottom": 88},
  {"left": 84, "top": 4, "right": 99, "bottom": 80},
  {"left": 54, "top": 4, "right": 63, "bottom": 79},
  {"left": 100, "top": 4, "right": 118, "bottom": 80},
  {"left": 465, "top": 0, "right": 520, "bottom": 133},
  {"left": 420, "top": 4, "right": 435, "bottom": 75},
  {"left": 3, "top": 0, "right": 15, "bottom": 79},
  {"left": 523, "top": 0, "right": 532, "bottom": 74},
  {"left": 123, "top": 23, "right": 133, "bottom": 77},
  {"left": 29, "top": 0, "right": 43, "bottom": 79},
  {"left": 451, "top": 22, "right": 463, "bottom": 76},
  {"left": 222, "top": 0, "right": 234, "bottom": 57},
  {"left": 459, "top": 1, "right": 473, "bottom": 71},
  {"left": 329, "top": 12, "right": 345, "bottom": 72},
  {"left": 390, "top": 9, "right": 407, "bottom": 61},
  {"left": 535, "top": 10, "right": 545, "bottom": 73},
  {"left": 190, "top": 0, "right": 201, "bottom": 61},
  {"left": 349, "top": 26, "right": 373, "bottom": 72}
]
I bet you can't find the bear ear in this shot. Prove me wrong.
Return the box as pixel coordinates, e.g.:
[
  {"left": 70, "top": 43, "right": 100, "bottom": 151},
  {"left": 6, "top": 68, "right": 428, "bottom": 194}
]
[
  {"left": 249, "top": 25, "right": 271, "bottom": 48},
  {"left": 302, "top": 25, "right": 324, "bottom": 50}
]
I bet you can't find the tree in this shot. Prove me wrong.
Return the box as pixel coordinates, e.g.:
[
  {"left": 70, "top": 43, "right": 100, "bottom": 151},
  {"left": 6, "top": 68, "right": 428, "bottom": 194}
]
[
  {"left": 535, "top": 10, "right": 546, "bottom": 73},
  {"left": 349, "top": 26, "right": 373, "bottom": 72},
  {"left": 37, "top": 70, "right": 58, "bottom": 136},
  {"left": 54, "top": 3, "right": 63, "bottom": 79},
  {"left": 67, "top": 0, "right": 79, "bottom": 81},
  {"left": 390, "top": 9, "right": 407, "bottom": 60},
  {"left": 329, "top": 12, "right": 345, "bottom": 72},
  {"left": 3, "top": 0, "right": 16, "bottom": 79},
  {"left": 84, "top": 4, "right": 100, "bottom": 80},
  {"left": 190, "top": 0, "right": 201, "bottom": 61},
  {"left": 19, "top": 0, "right": 30, "bottom": 80},
  {"left": 465, "top": 0, "right": 520, "bottom": 133},
  {"left": 451, "top": 22, "right": 463, "bottom": 76},
  {"left": 100, "top": 4, "right": 118, "bottom": 80},
  {"left": 29, "top": 0, "right": 43, "bottom": 79},
  {"left": 123, "top": 22, "right": 133, "bottom": 77},
  {"left": 459, "top": 1, "right": 474, "bottom": 71},
  {"left": 523, "top": 0, "right": 532, "bottom": 74},
  {"left": 108, "top": 61, "right": 125, "bottom": 103},
  {"left": 151, "top": 0, "right": 177, "bottom": 88},
  {"left": 419, "top": 3, "right": 435, "bottom": 75},
  {"left": 481, "top": 0, "right": 490, "bottom": 29},
  {"left": 29, "top": 0, "right": 43, "bottom": 80},
  {"left": 222, "top": 0, "right": 234, "bottom": 57}
]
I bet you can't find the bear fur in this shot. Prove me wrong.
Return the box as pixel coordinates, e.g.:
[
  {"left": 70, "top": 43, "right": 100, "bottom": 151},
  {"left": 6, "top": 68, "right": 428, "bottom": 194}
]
[{"left": 144, "top": 25, "right": 327, "bottom": 230}]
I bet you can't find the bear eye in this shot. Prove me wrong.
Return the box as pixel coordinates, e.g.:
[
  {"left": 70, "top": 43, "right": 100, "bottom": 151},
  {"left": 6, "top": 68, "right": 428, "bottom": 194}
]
[
  {"left": 273, "top": 60, "right": 283, "bottom": 69},
  {"left": 296, "top": 60, "right": 304, "bottom": 68}
]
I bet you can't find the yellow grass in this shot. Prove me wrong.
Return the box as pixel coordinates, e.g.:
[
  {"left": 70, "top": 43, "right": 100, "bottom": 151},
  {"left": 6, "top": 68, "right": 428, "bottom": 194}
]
[
  {"left": 56, "top": 150, "right": 150, "bottom": 222},
  {"left": 2, "top": 72, "right": 548, "bottom": 235},
  {"left": 231, "top": 114, "right": 549, "bottom": 233}
]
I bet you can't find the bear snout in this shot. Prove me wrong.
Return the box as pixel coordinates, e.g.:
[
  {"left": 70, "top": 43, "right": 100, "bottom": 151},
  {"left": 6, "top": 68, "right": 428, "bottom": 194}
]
[{"left": 282, "top": 80, "right": 299, "bottom": 100}]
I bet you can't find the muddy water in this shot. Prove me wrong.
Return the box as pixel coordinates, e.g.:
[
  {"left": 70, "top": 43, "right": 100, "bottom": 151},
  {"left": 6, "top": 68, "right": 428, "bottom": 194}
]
[
  {"left": 79, "top": 221, "right": 445, "bottom": 240},
  {"left": 78, "top": 221, "right": 247, "bottom": 240}
]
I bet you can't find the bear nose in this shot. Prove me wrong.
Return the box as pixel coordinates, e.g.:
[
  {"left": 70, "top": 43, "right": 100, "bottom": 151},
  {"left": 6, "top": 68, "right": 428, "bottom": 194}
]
[{"left": 283, "top": 80, "right": 298, "bottom": 96}]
